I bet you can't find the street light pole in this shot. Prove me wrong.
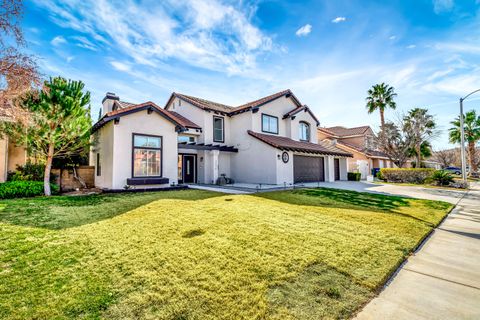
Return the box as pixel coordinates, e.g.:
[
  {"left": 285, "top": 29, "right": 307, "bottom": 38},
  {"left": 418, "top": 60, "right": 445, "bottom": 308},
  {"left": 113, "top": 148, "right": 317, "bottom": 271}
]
[
  {"left": 459, "top": 88, "right": 480, "bottom": 183},
  {"left": 459, "top": 97, "right": 467, "bottom": 182}
]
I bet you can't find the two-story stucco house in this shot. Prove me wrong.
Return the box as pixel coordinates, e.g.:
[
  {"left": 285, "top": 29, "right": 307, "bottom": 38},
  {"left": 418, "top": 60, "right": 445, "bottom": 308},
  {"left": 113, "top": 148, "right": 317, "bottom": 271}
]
[
  {"left": 317, "top": 125, "right": 395, "bottom": 179},
  {"left": 90, "top": 90, "right": 352, "bottom": 190}
]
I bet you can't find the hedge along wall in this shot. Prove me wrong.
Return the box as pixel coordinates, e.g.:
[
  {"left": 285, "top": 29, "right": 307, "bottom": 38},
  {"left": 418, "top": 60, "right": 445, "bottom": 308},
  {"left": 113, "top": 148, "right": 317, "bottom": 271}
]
[
  {"left": 51, "top": 166, "right": 95, "bottom": 191},
  {"left": 380, "top": 168, "right": 435, "bottom": 184}
]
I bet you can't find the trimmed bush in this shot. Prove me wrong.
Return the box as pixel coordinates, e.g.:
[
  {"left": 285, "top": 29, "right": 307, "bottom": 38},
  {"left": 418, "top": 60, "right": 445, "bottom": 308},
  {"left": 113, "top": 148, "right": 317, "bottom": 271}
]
[
  {"left": 347, "top": 172, "right": 361, "bottom": 181},
  {"left": 379, "top": 168, "right": 435, "bottom": 184},
  {"left": 0, "top": 181, "right": 59, "bottom": 199},
  {"left": 430, "top": 170, "right": 454, "bottom": 186}
]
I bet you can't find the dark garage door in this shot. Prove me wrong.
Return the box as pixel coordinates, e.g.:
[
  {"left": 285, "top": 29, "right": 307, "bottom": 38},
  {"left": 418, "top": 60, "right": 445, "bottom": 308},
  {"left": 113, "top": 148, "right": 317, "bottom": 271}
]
[{"left": 293, "top": 155, "right": 325, "bottom": 183}]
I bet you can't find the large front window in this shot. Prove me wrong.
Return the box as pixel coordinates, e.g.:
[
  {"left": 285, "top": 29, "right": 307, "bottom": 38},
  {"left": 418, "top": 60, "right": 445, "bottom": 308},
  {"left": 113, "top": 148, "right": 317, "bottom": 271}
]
[
  {"left": 133, "top": 134, "right": 162, "bottom": 177},
  {"left": 262, "top": 114, "right": 278, "bottom": 134},
  {"left": 299, "top": 121, "right": 310, "bottom": 141},
  {"left": 213, "top": 116, "right": 224, "bottom": 142}
]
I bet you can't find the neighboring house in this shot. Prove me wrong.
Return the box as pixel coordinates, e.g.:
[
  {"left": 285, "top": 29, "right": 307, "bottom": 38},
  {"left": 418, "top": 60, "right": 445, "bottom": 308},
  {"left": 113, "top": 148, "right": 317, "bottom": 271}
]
[
  {"left": 90, "top": 90, "right": 352, "bottom": 190},
  {"left": 317, "top": 125, "right": 395, "bottom": 179},
  {"left": 0, "top": 106, "right": 27, "bottom": 182}
]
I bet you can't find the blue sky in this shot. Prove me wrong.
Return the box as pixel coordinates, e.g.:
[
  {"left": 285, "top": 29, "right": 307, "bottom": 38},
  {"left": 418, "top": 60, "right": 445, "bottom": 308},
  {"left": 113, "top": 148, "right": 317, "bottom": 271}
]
[{"left": 23, "top": 0, "right": 480, "bottom": 149}]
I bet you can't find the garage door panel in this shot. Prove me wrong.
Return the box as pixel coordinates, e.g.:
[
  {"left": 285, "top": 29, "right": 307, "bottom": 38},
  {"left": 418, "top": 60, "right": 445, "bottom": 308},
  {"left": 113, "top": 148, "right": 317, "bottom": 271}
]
[{"left": 294, "top": 155, "right": 325, "bottom": 183}]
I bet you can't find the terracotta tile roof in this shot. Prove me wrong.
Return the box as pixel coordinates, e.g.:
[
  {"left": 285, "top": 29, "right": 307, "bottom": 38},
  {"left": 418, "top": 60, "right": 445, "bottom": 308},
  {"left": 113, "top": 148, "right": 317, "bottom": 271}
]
[
  {"left": 248, "top": 130, "right": 352, "bottom": 157},
  {"left": 168, "top": 89, "right": 303, "bottom": 115},
  {"left": 114, "top": 100, "right": 136, "bottom": 109},
  {"left": 167, "top": 111, "right": 201, "bottom": 129},
  {"left": 318, "top": 125, "right": 371, "bottom": 137},
  {"left": 173, "top": 93, "right": 234, "bottom": 113},
  {"left": 336, "top": 140, "right": 389, "bottom": 159},
  {"left": 232, "top": 89, "right": 297, "bottom": 112},
  {"left": 283, "top": 105, "right": 320, "bottom": 125}
]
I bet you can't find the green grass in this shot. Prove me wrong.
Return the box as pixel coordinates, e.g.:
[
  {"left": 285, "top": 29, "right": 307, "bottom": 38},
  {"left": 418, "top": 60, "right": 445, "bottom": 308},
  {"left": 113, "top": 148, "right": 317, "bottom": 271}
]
[{"left": 0, "top": 188, "right": 452, "bottom": 319}]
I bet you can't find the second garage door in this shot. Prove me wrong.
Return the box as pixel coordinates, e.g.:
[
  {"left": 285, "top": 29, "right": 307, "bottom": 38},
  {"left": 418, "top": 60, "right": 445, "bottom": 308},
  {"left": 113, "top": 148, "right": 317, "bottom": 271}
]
[{"left": 293, "top": 155, "right": 325, "bottom": 183}]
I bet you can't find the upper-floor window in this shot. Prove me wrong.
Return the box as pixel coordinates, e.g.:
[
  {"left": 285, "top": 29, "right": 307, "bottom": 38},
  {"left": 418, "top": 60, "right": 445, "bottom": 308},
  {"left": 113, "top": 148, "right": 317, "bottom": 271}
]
[
  {"left": 213, "top": 116, "right": 224, "bottom": 142},
  {"left": 299, "top": 121, "right": 310, "bottom": 141},
  {"left": 178, "top": 135, "right": 195, "bottom": 143},
  {"left": 262, "top": 114, "right": 278, "bottom": 134},
  {"left": 132, "top": 134, "right": 162, "bottom": 177}
]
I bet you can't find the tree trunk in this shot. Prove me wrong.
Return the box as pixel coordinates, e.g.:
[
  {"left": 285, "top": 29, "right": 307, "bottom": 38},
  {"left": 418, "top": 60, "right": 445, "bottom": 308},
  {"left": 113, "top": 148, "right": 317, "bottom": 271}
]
[
  {"left": 44, "top": 143, "right": 54, "bottom": 196},
  {"left": 468, "top": 141, "right": 477, "bottom": 173},
  {"left": 380, "top": 109, "right": 385, "bottom": 127},
  {"left": 416, "top": 143, "right": 421, "bottom": 168}
]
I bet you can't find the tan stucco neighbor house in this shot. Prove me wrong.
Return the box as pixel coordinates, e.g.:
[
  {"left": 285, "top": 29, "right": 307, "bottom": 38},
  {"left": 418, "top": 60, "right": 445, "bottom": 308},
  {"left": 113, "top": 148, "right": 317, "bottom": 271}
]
[
  {"left": 317, "top": 125, "right": 395, "bottom": 179},
  {"left": 0, "top": 106, "right": 27, "bottom": 182},
  {"left": 90, "top": 90, "right": 352, "bottom": 190}
]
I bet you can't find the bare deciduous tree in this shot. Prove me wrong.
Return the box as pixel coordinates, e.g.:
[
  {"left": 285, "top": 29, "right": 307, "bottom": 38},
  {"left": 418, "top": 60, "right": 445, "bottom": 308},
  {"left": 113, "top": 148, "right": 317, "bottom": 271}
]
[
  {"left": 0, "top": 0, "right": 39, "bottom": 119},
  {"left": 376, "top": 121, "right": 411, "bottom": 168},
  {"left": 432, "top": 149, "right": 456, "bottom": 169}
]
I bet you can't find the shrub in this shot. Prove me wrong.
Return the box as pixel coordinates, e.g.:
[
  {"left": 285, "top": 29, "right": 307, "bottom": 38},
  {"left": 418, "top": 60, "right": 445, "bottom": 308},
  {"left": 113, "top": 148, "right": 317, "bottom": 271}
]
[
  {"left": 376, "top": 170, "right": 384, "bottom": 180},
  {"left": 347, "top": 172, "right": 361, "bottom": 181},
  {"left": 379, "top": 168, "right": 435, "bottom": 184},
  {"left": 7, "top": 162, "right": 57, "bottom": 183},
  {"left": 0, "top": 181, "right": 59, "bottom": 199},
  {"left": 430, "top": 170, "right": 454, "bottom": 186}
]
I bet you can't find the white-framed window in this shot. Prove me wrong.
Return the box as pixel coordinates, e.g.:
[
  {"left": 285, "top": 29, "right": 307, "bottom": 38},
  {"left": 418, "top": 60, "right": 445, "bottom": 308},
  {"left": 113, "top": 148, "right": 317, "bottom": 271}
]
[
  {"left": 213, "top": 116, "right": 224, "bottom": 142},
  {"left": 262, "top": 114, "right": 278, "bottom": 134},
  {"left": 299, "top": 121, "right": 310, "bottom": 141},
  {"left": 132, "top": 134, "right": 162, "bottom": 177}
]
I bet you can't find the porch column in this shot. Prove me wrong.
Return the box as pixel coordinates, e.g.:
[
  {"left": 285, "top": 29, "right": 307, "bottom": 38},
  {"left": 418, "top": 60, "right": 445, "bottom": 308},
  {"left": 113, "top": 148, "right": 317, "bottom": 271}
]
[
  {"left": 210, "top": 149, "right": 219, "bottom": 184},
  {"left": 339, "top": 158, "right": 348, "bottom": 180},
  {"left": 325, "top": 156, "right": 335, "bottom": 182}
]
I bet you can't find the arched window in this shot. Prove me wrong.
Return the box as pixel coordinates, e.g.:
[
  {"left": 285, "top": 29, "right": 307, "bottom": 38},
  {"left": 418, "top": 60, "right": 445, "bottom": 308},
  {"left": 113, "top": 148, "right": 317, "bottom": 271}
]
[{"left": 299, "top": 121, "right": 310, "bottom": 141}]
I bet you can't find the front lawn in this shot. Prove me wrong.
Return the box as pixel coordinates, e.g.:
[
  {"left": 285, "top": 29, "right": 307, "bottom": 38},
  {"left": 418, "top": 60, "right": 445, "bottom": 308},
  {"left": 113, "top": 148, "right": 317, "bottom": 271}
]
[{"left": 0, "top": 188, "right": 452, "bottom": 319}]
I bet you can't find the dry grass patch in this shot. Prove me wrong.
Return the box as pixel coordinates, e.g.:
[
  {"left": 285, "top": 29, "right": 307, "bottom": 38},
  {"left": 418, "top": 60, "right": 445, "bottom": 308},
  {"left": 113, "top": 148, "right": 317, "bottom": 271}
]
[{"left": 0, "top": 188, "right": 452, "bottom": 319}]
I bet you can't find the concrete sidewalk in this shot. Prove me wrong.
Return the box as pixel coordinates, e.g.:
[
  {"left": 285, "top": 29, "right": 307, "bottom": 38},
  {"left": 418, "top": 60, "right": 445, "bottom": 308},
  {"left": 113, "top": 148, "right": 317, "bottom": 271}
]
[{"left": 355, "top": 184, "right": 480, "bottom": 320}]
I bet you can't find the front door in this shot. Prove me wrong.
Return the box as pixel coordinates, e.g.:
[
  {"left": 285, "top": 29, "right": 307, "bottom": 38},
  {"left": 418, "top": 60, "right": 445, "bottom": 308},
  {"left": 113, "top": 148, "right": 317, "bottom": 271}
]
[
  {"left": 182, "top": 155, "right": 196, "bottom": 183},
  {"left": 334, "top": 158, "right": 340, "bottom": 181}
]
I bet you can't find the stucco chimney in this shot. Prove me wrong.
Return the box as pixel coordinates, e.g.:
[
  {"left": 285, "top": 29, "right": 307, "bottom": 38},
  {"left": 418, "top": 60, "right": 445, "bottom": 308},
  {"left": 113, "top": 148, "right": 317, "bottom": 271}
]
[{"left": 101, "top": 92, "right": 119, "bottom": 115}]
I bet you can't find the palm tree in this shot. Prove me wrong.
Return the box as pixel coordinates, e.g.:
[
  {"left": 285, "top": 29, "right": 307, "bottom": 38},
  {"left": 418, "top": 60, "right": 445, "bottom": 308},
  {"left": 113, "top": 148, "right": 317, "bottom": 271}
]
[
  {"left": 449, "top": 110, "right": 480, "bottom": 173},
  {"left": 408, "top": 141, "right": 432, "bottom": 167},
  {"left": 366, "top": 83, "right": 397, "bottom": 127},
  {"left": 404, "top": 108, "right": 436, "bottom": 168}
]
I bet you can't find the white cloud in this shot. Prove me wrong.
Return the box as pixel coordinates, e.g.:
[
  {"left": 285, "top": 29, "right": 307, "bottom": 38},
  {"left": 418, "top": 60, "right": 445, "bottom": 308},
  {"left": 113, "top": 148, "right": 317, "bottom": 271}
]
[
  {"left": 72, "top": 36, "right": 98, "bottom": 51},
  {"left": 66, "top": 56, "right": 75, "bottom": 63},
  {"left": 331, "top": 17, "right": 346, "bottom": 23},
  {"left": 295, "top": 24, "right": 312, "bottom": 37},
  {"left": 50, "top": 35, "right": 66, "bottom": 46},
  {"left": 406, "top": 44, "right": 417, "bottom": 49},
  {"left": 110, "top": 61, "right": 131, "bottom": 72},
  {"left": 33, "top": 0, "right": 272, "bottom": 75},
  {"left": 389, "top": 35, "right": 397, "bottom": 40},
  {"left": 433, "top": 0, "right": 454, "bottom": 14}
]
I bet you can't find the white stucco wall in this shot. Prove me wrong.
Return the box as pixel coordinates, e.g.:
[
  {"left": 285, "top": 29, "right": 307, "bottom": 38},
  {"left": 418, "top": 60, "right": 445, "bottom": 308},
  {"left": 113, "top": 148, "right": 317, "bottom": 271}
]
[
  {"left": 230, "top": 135, "right": 278, "bottom": 184},
  {"left": 289, "top": 110, "right": 318, "bottom": 143},
  {"left": 91, "top": 122, "right": 114, "bottom": 189},
  {"left": 108, "top": 110, "right": 178, "bottom": 189}
]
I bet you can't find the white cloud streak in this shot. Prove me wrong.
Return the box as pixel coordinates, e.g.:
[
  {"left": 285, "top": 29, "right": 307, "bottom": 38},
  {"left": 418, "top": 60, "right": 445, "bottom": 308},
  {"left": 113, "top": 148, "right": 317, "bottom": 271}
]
[
  {"left": 331, "top": 17, "right": 346, "bottom": 23},
  {"left": 33, "top": 0, "right": 272, "bottom": 75},
  {"left": 295, "top": 24, "right": 312, "bottom": 37},
  {"left": 50, "top": 35, "right": 66, "bottom": 46},
  {"left": 432, "top": 0, "right": 454, "bottom": 14}
]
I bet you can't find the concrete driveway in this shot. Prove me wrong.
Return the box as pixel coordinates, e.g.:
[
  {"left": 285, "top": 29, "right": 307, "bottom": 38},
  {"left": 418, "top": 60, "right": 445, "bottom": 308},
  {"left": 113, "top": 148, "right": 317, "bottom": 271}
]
[
  {"left": 309, "top": 181, "right": 467, "bottom": 204},
  {"left": 354, "top": 183, "right": 480, "bottom": 320}
]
